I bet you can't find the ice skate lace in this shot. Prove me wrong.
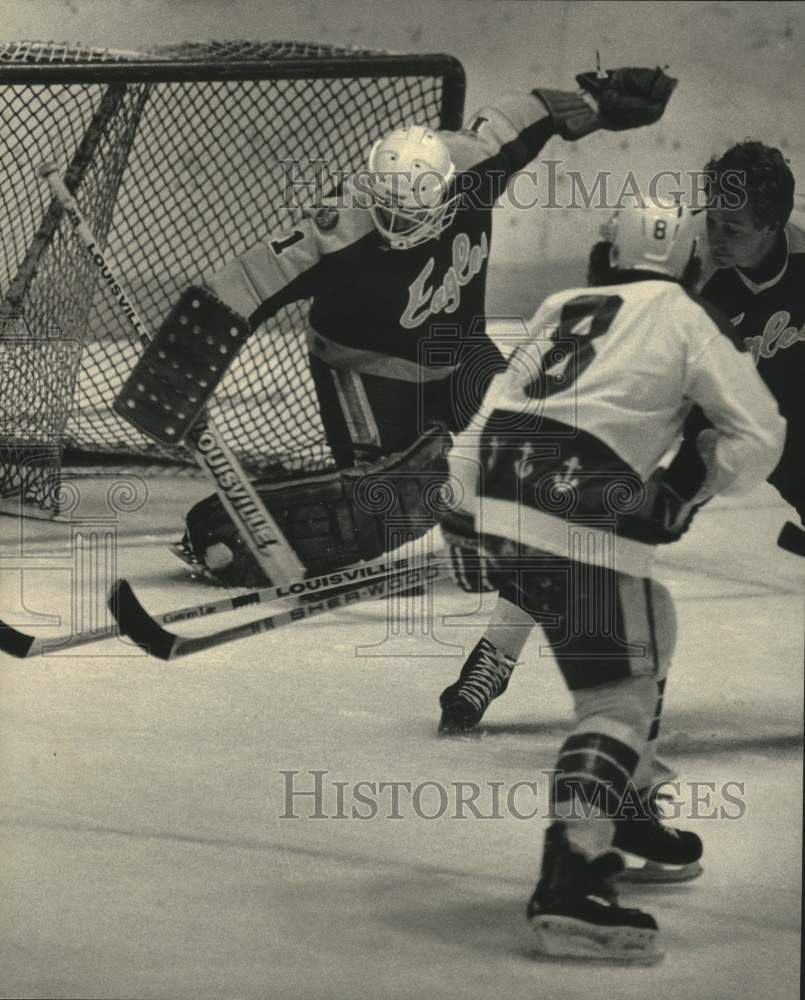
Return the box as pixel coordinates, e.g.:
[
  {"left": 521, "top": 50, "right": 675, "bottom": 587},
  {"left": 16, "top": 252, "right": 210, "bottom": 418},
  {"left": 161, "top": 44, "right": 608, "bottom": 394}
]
[{"left": 457, "top": 639, "right": 516, "bottom": 712}]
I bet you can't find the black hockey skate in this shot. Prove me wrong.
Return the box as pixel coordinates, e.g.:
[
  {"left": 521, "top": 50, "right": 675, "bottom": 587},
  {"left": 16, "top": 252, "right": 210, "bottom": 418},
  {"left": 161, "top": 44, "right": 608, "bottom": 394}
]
[
  {"left": 169, "top": 533, "right": 208, "bottom": 574},
  {"left": 613, "top": 789, "right": 703, "bottom": 884},
  {"left": 527, "top": 822, "right": 662, "bottom": 965},
  {"left": 438, "top": 637, "right": 516, "bottom": 734}
]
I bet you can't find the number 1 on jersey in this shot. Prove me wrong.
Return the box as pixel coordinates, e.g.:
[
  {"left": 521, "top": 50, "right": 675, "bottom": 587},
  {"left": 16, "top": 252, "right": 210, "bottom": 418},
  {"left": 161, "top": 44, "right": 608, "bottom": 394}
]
[{"left": 270, "top": 229, "right": 305, "bottom": 256}]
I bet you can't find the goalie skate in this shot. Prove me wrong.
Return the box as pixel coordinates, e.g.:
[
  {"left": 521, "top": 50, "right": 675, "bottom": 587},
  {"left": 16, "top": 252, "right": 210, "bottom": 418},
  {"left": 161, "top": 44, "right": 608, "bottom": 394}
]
[
  {"left": 169, "top": 536, "right": 210, "bottom": 576},
  {"left": 168, "top": 535, "right": 226, "bottom": 587},
  {"left": 528, "top": 823, "right": 663, "bottom": 965}
]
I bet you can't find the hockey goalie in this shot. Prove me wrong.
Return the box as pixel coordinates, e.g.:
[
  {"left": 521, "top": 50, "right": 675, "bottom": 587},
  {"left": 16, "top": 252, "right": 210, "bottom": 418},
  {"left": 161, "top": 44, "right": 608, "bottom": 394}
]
[{"left": 115, "top": 64, "right": 678, "bottom": 586}]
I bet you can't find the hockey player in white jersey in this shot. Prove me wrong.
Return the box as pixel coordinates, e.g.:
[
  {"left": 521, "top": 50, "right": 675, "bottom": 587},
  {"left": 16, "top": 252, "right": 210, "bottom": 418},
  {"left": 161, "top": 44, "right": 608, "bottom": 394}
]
[{"left": 442, "top": 199, "right": 785, "bottom": 962}]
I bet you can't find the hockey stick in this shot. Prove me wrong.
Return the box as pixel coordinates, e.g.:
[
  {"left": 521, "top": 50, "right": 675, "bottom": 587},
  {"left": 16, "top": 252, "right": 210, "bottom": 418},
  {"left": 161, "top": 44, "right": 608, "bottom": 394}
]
[
  {"left": 0, "top": 618, "right": 114, "bottom": 659},
  {"left": 0, "top": 548, "right": 442, "bottom": 659},
  {"left": 2, "top": 85, "right": 133, "bottom": 318},
  {"left": 110, "top": 555, "right": 448, "bottom": 660},
  {"left": 37, "top": 162, "right": 304, "bottom": 584}
]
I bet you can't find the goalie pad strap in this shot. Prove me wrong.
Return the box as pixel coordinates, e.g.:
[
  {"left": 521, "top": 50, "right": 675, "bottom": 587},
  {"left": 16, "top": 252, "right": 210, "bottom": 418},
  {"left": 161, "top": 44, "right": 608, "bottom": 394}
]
[
  {"left": 185, "top": 427, "right": 454, "bottom": 586},
  {"left": 532, "top": 88, "right": 599, "bottom": 141},
  {"left": 114, "top": 285, "right": 250, "bottom": 444}
]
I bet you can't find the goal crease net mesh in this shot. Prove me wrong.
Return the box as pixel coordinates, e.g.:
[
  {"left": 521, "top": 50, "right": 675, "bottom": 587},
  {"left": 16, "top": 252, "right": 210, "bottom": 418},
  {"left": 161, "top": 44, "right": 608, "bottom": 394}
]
[{"left": 0, "top": 40, "right": 465, "bottom": 511}]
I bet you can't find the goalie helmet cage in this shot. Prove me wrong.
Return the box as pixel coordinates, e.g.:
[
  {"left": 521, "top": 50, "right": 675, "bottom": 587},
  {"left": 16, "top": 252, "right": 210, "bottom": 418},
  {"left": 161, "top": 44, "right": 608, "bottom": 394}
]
[{"left": 0, "top": 39, "right": 465, "bottom": 513}]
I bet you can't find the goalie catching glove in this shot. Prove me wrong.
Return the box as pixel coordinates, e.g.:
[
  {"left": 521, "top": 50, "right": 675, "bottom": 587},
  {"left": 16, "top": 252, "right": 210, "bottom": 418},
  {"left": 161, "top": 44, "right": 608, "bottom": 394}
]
[
  {"left": 176, "top": 427, "right": 453, "bottom": 587},
  {"left": 534, "top": 65, "right": 677, "bottom": 141}
]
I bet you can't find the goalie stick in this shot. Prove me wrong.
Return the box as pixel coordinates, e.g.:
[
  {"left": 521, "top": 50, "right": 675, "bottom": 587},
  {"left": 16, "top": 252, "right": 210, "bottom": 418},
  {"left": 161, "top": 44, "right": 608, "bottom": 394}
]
[
  {"left": 37, "top": 162, "right": 304, "bottom": 584},
  {"left": 2, "top": 85, "right": 132, "bottom": 318},
  {"left": 0, "top": 548, "right": 442, "bottom": 659},
  {"left": 110, "top": 553, "right": 449, "bottom": 660}
]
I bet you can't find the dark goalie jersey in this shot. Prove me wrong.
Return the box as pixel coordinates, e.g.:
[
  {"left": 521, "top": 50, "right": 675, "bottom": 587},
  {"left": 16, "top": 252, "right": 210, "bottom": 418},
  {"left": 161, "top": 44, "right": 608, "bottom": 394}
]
[{"left": 202, "top": 93, "right": 558, "bottom": 452}]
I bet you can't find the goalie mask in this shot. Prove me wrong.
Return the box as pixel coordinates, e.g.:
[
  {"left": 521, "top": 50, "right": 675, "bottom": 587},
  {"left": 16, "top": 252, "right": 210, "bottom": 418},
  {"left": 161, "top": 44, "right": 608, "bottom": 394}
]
[
  {"left": 602, "top": 200, "right": 700, "bottom": 280},
  {"left": 367, "top": 125, "right": 460, "bottom": 249}
]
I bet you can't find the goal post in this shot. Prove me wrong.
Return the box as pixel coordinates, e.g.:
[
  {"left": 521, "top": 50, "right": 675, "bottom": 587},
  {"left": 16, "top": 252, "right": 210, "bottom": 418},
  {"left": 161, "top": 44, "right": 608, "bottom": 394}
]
[{"left": 0, "top": 40, "right": 466, "bottom": 512}]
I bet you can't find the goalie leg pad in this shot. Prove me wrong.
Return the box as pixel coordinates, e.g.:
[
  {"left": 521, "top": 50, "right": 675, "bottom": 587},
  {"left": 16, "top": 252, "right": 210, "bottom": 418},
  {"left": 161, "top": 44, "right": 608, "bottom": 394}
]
[
  {"left": 114, "top": 285, "right": 250, "bottom": 444},
  {"left": 182, "top": 428, "right": 453, "bottom": 586}
]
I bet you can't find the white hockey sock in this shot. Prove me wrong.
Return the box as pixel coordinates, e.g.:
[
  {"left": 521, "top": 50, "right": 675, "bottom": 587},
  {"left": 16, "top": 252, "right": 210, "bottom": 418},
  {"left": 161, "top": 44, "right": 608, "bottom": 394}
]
[
  {"left": 481, "top": 595, "right": 535, "bottom": 662},
  {"left": 632, "top": 678, "right": 667, "bottom": 792},
  {"left": 557, "top": 812, "right": 616, "bottom": 860}
]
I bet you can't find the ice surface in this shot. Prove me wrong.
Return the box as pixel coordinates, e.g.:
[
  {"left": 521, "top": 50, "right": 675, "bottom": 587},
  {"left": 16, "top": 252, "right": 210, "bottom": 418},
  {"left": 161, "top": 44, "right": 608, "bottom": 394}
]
[
  {"left": 1, "top": 1, "right": 803, "bottom": 991},
  {"left": 0, "top": 470, "right": 801, "bottom": 1000}
]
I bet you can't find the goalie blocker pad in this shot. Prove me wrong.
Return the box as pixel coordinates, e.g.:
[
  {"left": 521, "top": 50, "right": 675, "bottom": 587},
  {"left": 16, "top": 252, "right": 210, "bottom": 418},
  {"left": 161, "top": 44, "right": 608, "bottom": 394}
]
[
  {"left": 114, "top": 285, "right": 250, "bottom": 444},
  {"left": 182, "top": 427, "right": 454, "bottom": 587},
  {"left": 532, "top": 87, "right": 598, "bottom": 141}
]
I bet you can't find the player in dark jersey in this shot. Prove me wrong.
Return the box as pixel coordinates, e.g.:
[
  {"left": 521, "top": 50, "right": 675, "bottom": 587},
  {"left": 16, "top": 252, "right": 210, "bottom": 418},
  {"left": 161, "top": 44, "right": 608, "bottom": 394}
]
[
  {"left": 665, "top": 141, "right": 805, "bottom": 550},
  {"left": 169, "top": 66, "right": 678, "bottom": 585},
  {"left": 441, "top": 200, "right": 784, "bottom": 962}
]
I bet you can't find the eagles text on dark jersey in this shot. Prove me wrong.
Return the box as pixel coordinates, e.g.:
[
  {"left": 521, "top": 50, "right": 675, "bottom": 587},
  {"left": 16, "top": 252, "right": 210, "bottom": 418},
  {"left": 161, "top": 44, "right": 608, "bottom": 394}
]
[{"left": 701, "top": 222, "right": 805, "bottom": 423}]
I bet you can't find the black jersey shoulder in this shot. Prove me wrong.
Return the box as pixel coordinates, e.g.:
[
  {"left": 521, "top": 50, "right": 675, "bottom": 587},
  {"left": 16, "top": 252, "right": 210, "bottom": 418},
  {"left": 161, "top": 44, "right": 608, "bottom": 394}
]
[{"left": 682, "top": 285, "right": 745, "bottom": 351}]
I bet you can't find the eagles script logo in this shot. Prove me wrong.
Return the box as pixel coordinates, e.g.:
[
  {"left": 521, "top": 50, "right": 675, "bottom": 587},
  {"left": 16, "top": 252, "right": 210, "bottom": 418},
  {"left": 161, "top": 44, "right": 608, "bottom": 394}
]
[
  {"left": 743, "top": 310, "right": 805, "bottom": 363},
  {"left": 400, "top": 232, "right": 489, "bottom": 329}
]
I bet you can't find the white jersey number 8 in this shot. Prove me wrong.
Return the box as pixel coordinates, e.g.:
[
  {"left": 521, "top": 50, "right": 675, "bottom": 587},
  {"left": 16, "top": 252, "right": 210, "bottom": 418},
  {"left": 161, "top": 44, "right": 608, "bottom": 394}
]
[{"left": 526, "top": 294, "right": 624, "bottom": 400}]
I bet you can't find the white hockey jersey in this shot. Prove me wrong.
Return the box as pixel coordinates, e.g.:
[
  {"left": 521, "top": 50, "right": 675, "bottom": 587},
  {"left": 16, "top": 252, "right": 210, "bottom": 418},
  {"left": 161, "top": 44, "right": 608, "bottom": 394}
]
[{"left": 449, "top": 277, "right": 786, "bottom": 576}]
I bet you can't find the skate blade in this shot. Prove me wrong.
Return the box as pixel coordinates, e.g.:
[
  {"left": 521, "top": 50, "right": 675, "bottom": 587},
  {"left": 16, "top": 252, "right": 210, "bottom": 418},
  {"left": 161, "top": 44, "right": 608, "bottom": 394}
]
[
  {"left": 619, "top": 859, "right": 703, "bottom": 884},
  {"left": 168, "top": 542, "right": 223, "bottom": 584},
  {"left": 169, "top": 541, "right": 203, "bottom": 570},
  {"left": 530, "top": 915, "right": 663, "bottom": 966},
  {"left": 437, "top": 727, "right": 483, "bottom": 739}
]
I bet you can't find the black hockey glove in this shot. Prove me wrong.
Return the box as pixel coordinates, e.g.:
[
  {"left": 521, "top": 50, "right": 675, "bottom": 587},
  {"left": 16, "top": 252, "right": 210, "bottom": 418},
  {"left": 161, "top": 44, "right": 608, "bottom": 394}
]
[
  {"left": 534, "top": 65, "right": 676, "bottom": 141},
  {"left": 778, "top": 521, "right": 805, "bottom": 558},
  {"left": 578, "top": 66, "right": 677, "bottom": 130},
  {"left": 663, "top": 405, "right": 711, "bottom": 500},
  {"left": 619, "top": 468, "right": 709, "bottom": 545}
]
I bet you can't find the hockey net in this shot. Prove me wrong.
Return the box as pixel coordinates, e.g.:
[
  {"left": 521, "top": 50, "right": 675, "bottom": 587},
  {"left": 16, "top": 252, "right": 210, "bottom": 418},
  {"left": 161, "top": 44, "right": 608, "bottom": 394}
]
[{"left": 0, "top": 40, "right": 465, "bottom": 511}]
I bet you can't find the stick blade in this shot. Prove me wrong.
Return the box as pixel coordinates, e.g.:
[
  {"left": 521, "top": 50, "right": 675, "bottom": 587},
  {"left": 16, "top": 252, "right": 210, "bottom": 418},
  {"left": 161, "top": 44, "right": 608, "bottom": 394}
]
[
  {"left": 109, "top": 579, "right": 177, "bottom": 660},
  {"left": 0, "top": 620, "right": 35, "bottom": 658}
]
